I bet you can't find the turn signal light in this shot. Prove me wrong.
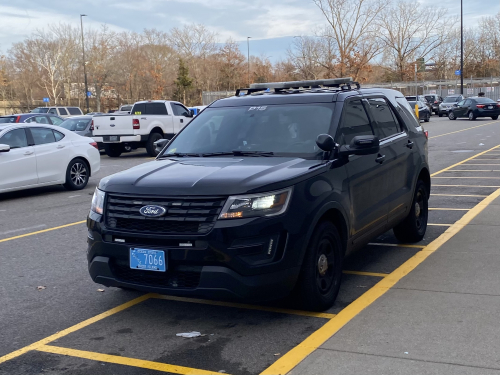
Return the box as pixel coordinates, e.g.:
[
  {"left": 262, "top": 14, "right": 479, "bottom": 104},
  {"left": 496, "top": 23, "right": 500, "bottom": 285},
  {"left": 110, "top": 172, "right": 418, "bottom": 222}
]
[
  {"left": 90, "top": 142, "right": 98, "bottom": 149},
  {"left": 133, "top": 119, "right": 140, "bottom": 129}
]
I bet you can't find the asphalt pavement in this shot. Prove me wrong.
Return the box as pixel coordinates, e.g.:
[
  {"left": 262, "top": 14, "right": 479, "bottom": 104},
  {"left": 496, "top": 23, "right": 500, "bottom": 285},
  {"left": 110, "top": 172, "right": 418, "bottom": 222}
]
[{"left": 1, "top": 116, "right": 500, "bottom": 375}]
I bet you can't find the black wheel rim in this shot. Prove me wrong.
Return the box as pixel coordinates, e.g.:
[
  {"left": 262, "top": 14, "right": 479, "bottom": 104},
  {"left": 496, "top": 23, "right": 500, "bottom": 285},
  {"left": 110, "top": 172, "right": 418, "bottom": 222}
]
[
  {"left": 70, "top": 162, "right": 87, "bottom": 186},
  {"left": 414, "top": 187, "right": 428, "bottom": 234},
  {"left": 315, "top": 237, "right": 336, "bottom": 295}
]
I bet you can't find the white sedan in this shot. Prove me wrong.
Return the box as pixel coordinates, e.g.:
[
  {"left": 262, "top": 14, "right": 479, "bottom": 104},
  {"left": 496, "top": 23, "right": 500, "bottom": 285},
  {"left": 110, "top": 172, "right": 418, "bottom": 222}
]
[{"left": 0, "top": 123, "right": 100, "bottom": 193}]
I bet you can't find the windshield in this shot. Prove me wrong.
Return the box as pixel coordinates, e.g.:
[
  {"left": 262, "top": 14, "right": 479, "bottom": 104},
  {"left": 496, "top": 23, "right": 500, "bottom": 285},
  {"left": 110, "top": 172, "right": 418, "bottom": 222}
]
[
  {"left": 162, "top": 104, "right": 334, "bottom": 158},
  {"left": 59, "top": 117, "right": 91, "bottom": 131},
  {"left": 444, "top": 96, "right": 460, "bottom": 103},
  {"left": 31, "top": 107, "right": 49, "bottom": 113},
  {"left": 0, "top": 116, "right": 17, "bottom": 123}
]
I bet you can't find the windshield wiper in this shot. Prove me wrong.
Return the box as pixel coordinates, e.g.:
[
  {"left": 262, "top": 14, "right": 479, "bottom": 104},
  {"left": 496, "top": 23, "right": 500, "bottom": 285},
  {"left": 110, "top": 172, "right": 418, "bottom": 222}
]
[
  {"left": 159, "top": 152, "right": 201, "bottom": 158},
  {"left": 202, "top": 151, "right": 275, "bottom": 157}
]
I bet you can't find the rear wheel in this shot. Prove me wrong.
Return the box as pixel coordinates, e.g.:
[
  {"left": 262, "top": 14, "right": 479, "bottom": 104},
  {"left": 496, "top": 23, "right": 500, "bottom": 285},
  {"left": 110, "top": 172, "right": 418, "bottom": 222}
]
[
  {"left": 424, "top": 113, "right": 430, "bottom": 122},
  {"left": 492, "top": 115, "right": 499, "bottom": 120},
  {"left": 146, "top": 132, "right": 163, "bottom": 157},
  {"left": 448, "top": 111, "right": 456, "bottom": 120},
  {"left": 104, "top": 144, "right": 123, "bottom": 157},
  {"left": 63, "top": 158, "right": 89, "bottom": 190},
  {"left": 393, "top": 180, "right": 428, "bottom": 243},
  {"left": 468, "top": 111, "right": 477, "bottom": 121},
  {"left": 294, "top": 221, "right": 343, "bottom": 311}
]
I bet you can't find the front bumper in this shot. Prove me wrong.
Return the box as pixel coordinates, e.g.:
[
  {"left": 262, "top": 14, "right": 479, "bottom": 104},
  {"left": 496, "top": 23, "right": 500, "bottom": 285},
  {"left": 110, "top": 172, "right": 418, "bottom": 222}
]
[{"left": 87, "top": 211, "right": 306, "bottom": 301}]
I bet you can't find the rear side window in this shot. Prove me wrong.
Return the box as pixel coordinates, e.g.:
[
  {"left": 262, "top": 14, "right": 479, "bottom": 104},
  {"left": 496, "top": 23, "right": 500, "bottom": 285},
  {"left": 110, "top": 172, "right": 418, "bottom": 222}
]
[
  {"left": 145, "top": 103, "right": 168, "bottom": 115},
  {"left": 337, "top": 99, "right": 373, "bottom": 145},
  {"left": 58, "top": 108, "right": 68, "bottom": 116},
  {"left": 53, "top": 130, "right": 65, "bottom": 141},
  {"left": 0, "top": 128, "right": 28, "bottom": 149},
  {"left": 68, "top": 107, "right": 82, "bottom": 115},
  {"left": 367, "top": 98, "right": 402, "bottom": 140},
  {"left": 132, "top": 103, "right": 145, "bottom": 115},
  {"left": 48, "top": 108, "right": 58, "bottom": 115},
  {"left": 30, "top": 127, "right": 56, "bottom": 145},
  {"left": 396, "top": 98, "right": 419, "bottom": 128}
]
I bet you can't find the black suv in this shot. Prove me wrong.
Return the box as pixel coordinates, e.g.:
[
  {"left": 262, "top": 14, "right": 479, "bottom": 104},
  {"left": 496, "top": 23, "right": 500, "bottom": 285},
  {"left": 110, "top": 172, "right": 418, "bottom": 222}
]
[{"left": 87, "top": 79, "right": 430, "bottom": 311}]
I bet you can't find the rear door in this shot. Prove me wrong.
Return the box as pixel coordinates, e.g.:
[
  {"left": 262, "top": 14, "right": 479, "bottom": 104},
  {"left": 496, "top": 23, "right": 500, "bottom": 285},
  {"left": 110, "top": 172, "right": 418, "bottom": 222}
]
[
  {"left": 28, "top": 127, "right": 70, "bottom": 183},
  {"left": 366, "top": 96, "right": 416, "bottom": 224},
  {"left": 0, "top": 127, "right": 38, "bottom": 190},
  {"left": 335, "top": 98, "right": 389, "bottom": 243},
  {"left": 171, "top": 103, "right": 192, "bottom": 133}
]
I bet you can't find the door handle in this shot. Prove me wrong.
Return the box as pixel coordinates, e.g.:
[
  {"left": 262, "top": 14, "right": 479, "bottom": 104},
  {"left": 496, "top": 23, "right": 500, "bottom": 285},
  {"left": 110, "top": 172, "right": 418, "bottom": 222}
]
[
  {"left": 180, "top": 119, "right": 184, "bottom": 123},
  {"left": 24, "top": 151, "right": 34, "bottom": 155},
  {"left": 406, "top": 140, "right": 414, "bottom": 149},
  {"left": 375, "top": 154, "right": 386, "bottom": 164},
  {"left": 57, "top": 145, "right": 65, "bottom": 149}
]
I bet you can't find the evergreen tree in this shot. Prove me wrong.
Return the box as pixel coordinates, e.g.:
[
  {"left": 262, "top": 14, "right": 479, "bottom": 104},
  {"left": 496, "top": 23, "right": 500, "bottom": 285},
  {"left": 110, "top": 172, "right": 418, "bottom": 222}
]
[{"left": 174, "top": 58, "right": 192, "bottom": 105}]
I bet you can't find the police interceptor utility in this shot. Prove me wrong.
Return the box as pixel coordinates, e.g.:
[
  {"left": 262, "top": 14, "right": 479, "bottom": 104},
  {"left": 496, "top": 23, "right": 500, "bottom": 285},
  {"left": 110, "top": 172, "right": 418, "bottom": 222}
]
[{"left": 87, "top": 78, "right": 430, "bottom": 311}]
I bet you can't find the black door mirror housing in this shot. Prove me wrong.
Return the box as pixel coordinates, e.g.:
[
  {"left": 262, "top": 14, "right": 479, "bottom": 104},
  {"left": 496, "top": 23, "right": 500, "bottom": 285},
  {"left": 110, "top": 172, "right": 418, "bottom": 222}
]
[
  {"left": 187, "top": 110, "right": 195, "bottom": 118},
  {"left": 154, "top": 139, "right": 170, "bottom": 155},
  {"left": 0, "top": 144, "right": 10, "bottom": 153},
  {"left": 316, "top": 134, "right": 336, "bottom": 152},
  {"left": 338, "top": 135, "right": 380, "bottom": 157}
]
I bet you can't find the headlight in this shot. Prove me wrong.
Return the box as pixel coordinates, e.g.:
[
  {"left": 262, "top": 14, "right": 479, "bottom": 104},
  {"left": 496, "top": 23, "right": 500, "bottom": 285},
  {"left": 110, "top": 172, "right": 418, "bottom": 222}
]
[
  {"left": 91, "top": 188, "right": 105, "bottom": 215},
  {"left": 219, "top": 188, "right": 292, "bottom": 219}
]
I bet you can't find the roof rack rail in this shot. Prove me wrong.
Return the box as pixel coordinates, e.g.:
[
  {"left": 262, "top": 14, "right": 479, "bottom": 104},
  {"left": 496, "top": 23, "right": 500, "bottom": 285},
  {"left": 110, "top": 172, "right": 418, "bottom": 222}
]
[{"left": 235, "top": 78, "right": 361, "bottom": 96}]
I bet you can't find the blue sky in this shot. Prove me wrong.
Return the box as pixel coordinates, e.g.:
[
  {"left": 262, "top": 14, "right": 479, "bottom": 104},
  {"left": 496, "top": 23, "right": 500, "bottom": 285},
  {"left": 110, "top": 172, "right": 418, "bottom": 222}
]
[{"left": 0, "top": 0, "right": 497, "bottom": 61}]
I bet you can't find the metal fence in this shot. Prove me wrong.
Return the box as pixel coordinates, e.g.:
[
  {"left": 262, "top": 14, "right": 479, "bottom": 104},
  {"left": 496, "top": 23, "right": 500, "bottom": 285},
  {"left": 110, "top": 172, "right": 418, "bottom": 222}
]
[{"left": 202, "top": 91, "right": 234, "bottom": 105}]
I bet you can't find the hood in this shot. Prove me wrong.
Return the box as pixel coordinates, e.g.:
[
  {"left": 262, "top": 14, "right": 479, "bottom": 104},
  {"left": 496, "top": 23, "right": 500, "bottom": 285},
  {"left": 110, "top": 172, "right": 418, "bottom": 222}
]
[{"left": 99, "top": 157, "right": 327, "bottom": 196}]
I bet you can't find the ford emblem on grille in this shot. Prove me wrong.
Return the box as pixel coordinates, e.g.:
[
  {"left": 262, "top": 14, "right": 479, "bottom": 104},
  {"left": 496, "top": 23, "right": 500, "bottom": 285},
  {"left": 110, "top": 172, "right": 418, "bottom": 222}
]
[{"left": 139, "top": 205, "right": 167, "bottom": 217}]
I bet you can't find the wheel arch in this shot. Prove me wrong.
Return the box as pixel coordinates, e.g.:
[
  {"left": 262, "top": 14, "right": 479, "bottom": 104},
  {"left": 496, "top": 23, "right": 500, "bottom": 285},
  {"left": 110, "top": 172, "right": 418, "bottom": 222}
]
[{"left": 150, "top": 127, "right": 164, "bottom": 137}]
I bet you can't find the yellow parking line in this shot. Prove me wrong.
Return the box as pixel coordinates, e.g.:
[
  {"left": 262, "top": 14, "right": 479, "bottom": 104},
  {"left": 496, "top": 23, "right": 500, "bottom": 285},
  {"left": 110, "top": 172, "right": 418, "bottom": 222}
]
[
  {"left": 0, "top": 294, "right": 154, "bottom": 365},
  {"left": 151, "top": 294, "right": 336, "bottom": 319},
  {"left": 367, "top": 242, "right": 425, "bottom": 249},
  {"left": 0, "top": 221, "right": 86, "bottom": 243},
  {"left": 432, "top": 184, "right": 500, "bottom": 188},
  {"left": 261, "top": 188, "right": 500, "bottom": 375},
  {"left": 430, "top": 145, "right": 500, "bottom": 177},
  {"left": 343, "top": 270, "right": 388, "bottom": 278},
  {"left": 428, "top": 223, "right": 453, "bottom": 227},
  {"left": 37, "top": 345, "right": 222, "bottom": 375},
  {"left": 472, "top": 158, "right": 500, "bottom": 160},
  {"left": 429, "top": 208, "right": 470, "bottom": 211},
  {"left": 429, "top": 121, "right": 499, "bottom": 139},
  {"left": 431, "top": 193, "right": 488, "bottom": 198}
]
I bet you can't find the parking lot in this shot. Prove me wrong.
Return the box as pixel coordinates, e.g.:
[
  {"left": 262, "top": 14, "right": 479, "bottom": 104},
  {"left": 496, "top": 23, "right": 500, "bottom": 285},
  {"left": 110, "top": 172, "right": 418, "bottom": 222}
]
[{"left": 1, "top": 115, "right": 500, "bottom": 375}]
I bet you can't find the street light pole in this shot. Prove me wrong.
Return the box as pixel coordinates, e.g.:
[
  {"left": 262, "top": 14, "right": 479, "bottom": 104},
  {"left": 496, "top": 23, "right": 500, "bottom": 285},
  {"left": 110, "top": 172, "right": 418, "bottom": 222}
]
[
  {"left": 80, "top": 14, "right": 90, "bottom": 114},
  {"left": 247, "top": 37, "right": 251, "bottom": 87},
  {"left": 460, "top": 0, "right": 464, "bottom": 95}
]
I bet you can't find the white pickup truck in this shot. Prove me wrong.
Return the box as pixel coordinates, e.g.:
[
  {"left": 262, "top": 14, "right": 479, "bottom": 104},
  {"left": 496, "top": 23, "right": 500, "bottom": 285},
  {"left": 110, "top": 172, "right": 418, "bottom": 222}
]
[{"left": 92, "top": 100, "right": 194, "bottom": 157}]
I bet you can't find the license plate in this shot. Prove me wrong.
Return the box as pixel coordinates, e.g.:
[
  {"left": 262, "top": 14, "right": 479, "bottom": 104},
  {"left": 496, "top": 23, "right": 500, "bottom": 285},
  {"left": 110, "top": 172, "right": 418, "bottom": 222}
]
[
  {"left": 109, "top": 135, "right": 119, "bottom": 142},
  {"left": 130, "top": 248, "right": 166, "bottom": 272},
  {"left": 488, "top": 106, "right": 493, "bottom": 109}
]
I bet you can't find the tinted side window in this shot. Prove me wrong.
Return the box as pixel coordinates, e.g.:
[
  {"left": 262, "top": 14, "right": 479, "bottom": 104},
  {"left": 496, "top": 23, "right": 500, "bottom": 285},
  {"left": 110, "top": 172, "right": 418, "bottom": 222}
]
[
  {"left": 0, "top": 128, "right": 28, "bottom": 149},
  {"left": 337, "top": 99, "right": 373, "bottom": 145},
  {"left": 172, "top": 103, "right": 190, "bottom": 117},
  {"left": 457, "top": 100, "right": 466, "bottom": 106},
  {"left": 68, "top": 108, "right": 82, "bottom": 115},
  {"left": 48, "top": 108, "right": 58, "bottom": 114},
  {"left": 145, "top": 103, "right": 168, "bottom": 115},
  {"left": 49, "top": 116, "right": 63, "bottom": 125},
  {"left": 58, "top": 108, "right": 68, "bottom": 116},
  {"left": 396, "top": 98, "right": 419, "bottom": 127},
  {"left": 464, "top": 99, "right": 472, "bottom": 106},
  {"left": 53, "top": 130, "right": 65, "bottom": 141},
  {"left": 367, "top": 98, "right": 402, "bottom": 140},
  {"left": 132, "top": 103, "right": 145, "bottom": 115},
  {"left": 31, "top": 127, "right": 56, "bottom": 145}
]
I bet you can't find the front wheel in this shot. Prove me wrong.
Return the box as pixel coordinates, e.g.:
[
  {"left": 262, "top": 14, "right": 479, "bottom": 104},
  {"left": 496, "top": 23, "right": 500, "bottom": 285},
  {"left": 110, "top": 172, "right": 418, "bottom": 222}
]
[
  {"left": 468, "top": 111, "right": 477, "bottom": 121},
  {"left": 492, "top": 115, "right": 499, "bottom": 120},
  {"left": 146, "top": 132, "right": 163, "bottom": 157},
  {"left": 63, "top": 158, "right": 89, "bottom": 190},
  {"left": 393, "top": 180, "right": 428, "bottom": 243},
  {"left": 294, "top": 221, "right": 343, "bottom": 311},
  {"left": 424, "top": 113, "right": 430, "bottom": 122},
  {"left": 448, "top": 111, "right": 456, "bottom": 120}
]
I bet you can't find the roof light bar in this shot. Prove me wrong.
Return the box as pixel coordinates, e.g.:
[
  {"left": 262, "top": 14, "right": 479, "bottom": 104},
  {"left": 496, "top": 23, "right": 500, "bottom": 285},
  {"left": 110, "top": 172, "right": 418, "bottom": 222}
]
[{"left": 249, "top": 78, "right": 353, "bottom": 90}]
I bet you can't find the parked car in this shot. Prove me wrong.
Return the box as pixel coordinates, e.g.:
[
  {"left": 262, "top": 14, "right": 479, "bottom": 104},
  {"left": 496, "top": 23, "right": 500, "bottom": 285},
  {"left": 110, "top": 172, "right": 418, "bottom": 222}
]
[
  {"left": 0, "top": 123, "right": 100, "bottom": 193},
  {"left": 408, "top": 100, "right": 431, "bottom": 122},
  {"left": 0, "top": 113, "right": 64, "bottom": 125},
  {"left": 57, "top": 115, "right": 103, "bottom": 150},
  {"left": 424, "top": 94, "right": 443, "bottom": 115},
  {"left": 438, "top": 95, "right": 465, "bottom": 117},
  {"left": 87, "top": 78, "right": 430, "bottom": 311},
  {"left": 448, "top": 97, "right": 500, "bottom": 121},
  {"left": 406, "top": 96, "right": 432, "bottom": 114},
  {"left": 113, "top": 105, "right": 133, "bottom": 115},
  {"left": 188, "top": 106, "right": 207, "bottom": 116},
  {"left": 92, "top": 100, "right": 194, "bottom": 157},
  {"left": 30, "top": 107, "right": 84, "bottom": 118}
]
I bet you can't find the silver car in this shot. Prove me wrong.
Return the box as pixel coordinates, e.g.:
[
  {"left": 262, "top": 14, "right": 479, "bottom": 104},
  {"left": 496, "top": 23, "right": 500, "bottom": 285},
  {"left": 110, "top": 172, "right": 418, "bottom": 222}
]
[
  {"left": 58, "top": 115, "right": 93, "bottom": 137},
  {"left": 438, "top": 95, "right": 465, "bottom": 117}
]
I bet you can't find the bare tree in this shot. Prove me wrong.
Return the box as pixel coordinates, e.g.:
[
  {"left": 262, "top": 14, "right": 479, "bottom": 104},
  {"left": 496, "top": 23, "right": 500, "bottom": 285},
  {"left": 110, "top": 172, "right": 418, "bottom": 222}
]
[{"left": 287, "top": 36, "right": 324, "bottom": 80}]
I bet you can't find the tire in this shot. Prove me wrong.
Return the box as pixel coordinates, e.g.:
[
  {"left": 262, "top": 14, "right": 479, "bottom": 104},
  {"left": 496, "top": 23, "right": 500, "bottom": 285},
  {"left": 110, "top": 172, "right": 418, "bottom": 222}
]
[
  {"left": 146, "top": 132, "right": 163, "bottom": 157},
  {"left": 424, "top": 113, "right": 430, "bottom": 122},
  {"left": 448, "top": 111, "right": 456, "bottom": 120},
  {"left": 63, "top": 158, "right": 90, "bottom": 190},
  {"left": 393, "top": 180, "right": 428, "bottom": 243},
  {"left": 104, "top": 144, "right": 123, "bottom": 157},
  {"left": 438, "top": 112, "right": 443, "bottom": 117},
  {"left": 492, "top": 116, "right": 499, "bottom": 120},
  {"left": 294, "top": 221, "right": 343, "bottom": 311},
  {"left": 468, "top": 111, "right": 476, "bottom": 121}
]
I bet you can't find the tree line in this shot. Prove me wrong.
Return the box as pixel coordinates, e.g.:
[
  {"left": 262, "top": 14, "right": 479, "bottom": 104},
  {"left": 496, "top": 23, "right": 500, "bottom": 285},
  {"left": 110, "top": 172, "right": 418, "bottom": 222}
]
[{"left": 0, "top": 0, "right": 499, "bottom": 111}]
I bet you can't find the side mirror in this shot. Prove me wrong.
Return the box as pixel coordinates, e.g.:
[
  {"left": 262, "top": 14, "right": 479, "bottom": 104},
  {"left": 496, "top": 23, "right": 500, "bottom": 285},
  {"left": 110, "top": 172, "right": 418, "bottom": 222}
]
[
  {"left": 339, "top": 135, "right": 380, "bottom": 157},
  {"left": 154, "top": 138, "right": 170, "bottom": 154},
  {"left": 316, "top": 134, "right": 335, "bottom": 152},
  {"left": 0, "top": 144, "right": 10, "bottom": 153}
]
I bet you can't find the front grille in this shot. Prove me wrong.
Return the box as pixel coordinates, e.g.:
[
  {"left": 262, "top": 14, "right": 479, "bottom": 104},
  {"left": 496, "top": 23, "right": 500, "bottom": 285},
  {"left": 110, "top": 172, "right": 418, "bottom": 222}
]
[
  {"left": 112, "top": 260, "right": 201, "bottom": 289},
  {"left": 105, "top": 194, "right": 226, "bottom": 235}
]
